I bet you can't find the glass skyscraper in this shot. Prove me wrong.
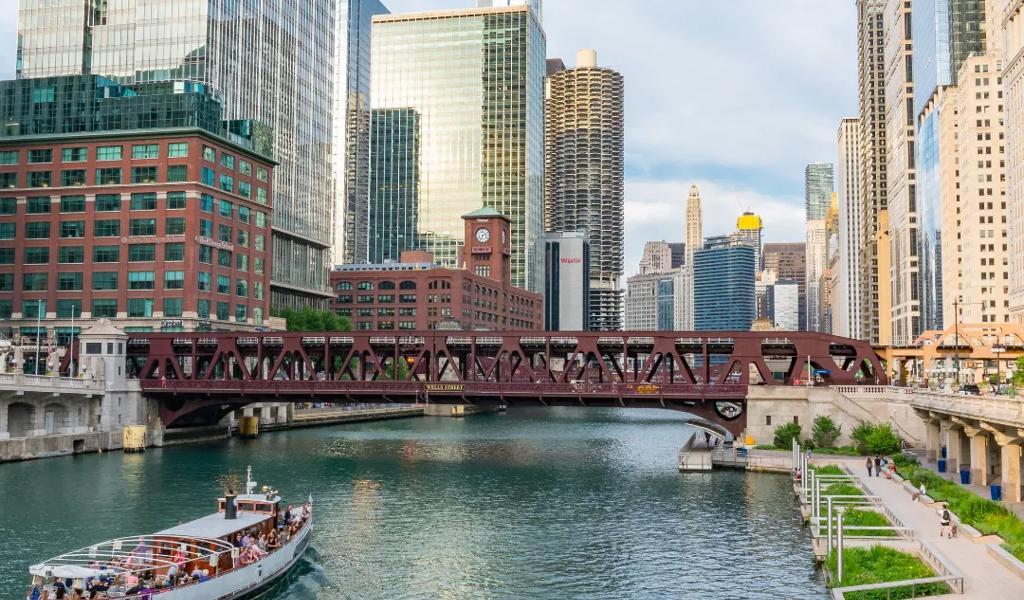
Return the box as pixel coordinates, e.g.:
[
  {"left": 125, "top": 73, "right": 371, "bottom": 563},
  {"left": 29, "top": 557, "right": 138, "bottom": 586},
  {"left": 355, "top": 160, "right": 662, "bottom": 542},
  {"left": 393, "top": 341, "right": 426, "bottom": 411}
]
[
  {"left": 693, "top": 236, "right": 755, "bottom": 331},
  {"left": 805, "top": 163, "right": 835, "bottom": 220},
  {"left": 368, "top": 108, "right": 420, "bottom": 264},
  {"left": 369, "top": 5, "right": 546, "bottom": 291},
  {"left": 17, "top": 0, "right": 338, "bottom": 308}
]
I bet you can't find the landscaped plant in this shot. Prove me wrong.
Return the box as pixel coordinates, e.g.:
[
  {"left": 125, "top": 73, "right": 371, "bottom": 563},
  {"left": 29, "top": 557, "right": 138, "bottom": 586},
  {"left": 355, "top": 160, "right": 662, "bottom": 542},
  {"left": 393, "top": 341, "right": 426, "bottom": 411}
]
[
  {"left": 850, "top": 423, "right": 902, "bottom": 455},
  {"left": 812, "top": 464, "right": 844, "bottom": 476},
  {"left": 825, "top": 546, "right": 949, "bottom": 598},
  {"left": 812, "top": 415, "right": 842, "bottom": 449},
  {"left": 773, "top": 422, "right": 802, "bottom": 449}
]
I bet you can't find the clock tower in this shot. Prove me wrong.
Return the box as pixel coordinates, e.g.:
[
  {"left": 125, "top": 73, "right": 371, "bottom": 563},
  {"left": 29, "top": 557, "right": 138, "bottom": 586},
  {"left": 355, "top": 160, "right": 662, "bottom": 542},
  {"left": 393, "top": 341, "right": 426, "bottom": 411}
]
[{"left": 460, "top": 206, "right": 511, "bottom": 284}]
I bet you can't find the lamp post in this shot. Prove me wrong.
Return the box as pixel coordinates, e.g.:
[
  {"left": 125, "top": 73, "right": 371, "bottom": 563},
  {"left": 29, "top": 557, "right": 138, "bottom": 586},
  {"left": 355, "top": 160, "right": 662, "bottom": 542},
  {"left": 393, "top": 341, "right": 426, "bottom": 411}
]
[{"left": 994, "top": 345, "right": 1006, "bottom": 393}]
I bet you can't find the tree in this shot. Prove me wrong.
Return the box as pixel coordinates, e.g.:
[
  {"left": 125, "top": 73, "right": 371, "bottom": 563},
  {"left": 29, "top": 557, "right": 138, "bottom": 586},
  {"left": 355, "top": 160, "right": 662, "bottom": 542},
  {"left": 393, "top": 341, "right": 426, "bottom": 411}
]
[
  {"left": 773, "top": 422, "right": 802, "bottom": 449},
  {"left": 864, "top": 424, "right": 902, "bottom": 455},
  {"left": 1013, "top": 356, "right": 1024, "bottom": 388},
  {"left": 811, "top": 415, "right": 842, "bottom": 449},
  {"left": 275, "top": 307, "right": 352, "bottom": 332}
]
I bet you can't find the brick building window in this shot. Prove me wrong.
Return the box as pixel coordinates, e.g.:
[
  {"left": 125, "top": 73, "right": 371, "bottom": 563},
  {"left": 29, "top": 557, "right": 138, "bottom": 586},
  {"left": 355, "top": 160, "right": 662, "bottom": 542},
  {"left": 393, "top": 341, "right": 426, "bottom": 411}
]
[
  {"left": 95, "top": 194, "right": 121, "bottom": 211},
  {"left": 92, "top": 299, "right": 117, "bottom": 317}
]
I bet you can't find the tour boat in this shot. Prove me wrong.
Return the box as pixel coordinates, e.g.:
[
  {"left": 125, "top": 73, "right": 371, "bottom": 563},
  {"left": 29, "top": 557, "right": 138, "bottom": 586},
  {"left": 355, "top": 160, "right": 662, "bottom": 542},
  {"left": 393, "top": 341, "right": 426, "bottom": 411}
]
[{"left": 25, "top": 467, "right": 312, "bottom": 599}]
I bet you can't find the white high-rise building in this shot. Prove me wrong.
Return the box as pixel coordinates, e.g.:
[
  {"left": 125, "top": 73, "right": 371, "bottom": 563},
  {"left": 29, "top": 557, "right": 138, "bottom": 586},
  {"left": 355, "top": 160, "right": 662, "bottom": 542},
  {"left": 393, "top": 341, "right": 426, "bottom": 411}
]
[
  {"left": 685, "top": 185, "right": 703, "bottom": 329},
  {"left": 804, "top": 163, "right": 833, "bottom": 332},
  {"left": 837, "top": 118, "right": 864, "bottom": 338}
]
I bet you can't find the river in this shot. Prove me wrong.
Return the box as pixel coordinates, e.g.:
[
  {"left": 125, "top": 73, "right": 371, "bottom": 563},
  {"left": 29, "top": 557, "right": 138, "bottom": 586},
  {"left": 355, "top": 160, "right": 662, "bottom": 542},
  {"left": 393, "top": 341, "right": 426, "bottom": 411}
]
[{"left": 0, "top": 407, "right": 827, "bottom": 599}]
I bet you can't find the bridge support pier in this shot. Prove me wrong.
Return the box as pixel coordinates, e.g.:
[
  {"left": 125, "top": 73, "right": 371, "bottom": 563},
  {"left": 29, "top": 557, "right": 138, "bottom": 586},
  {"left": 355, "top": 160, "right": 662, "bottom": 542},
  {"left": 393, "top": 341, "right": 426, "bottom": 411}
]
[
  {"left": 966, "top": 428, "right": 991, "bottom": 486},
  {"left": 944, "top": 422, "right": 963, "bottom": 474},
  {"left": 925, "top": 419, "right": 941, "bottom": 462},
  {"left": 999, "top": 442, "right": 1023, "bottom": 503}
]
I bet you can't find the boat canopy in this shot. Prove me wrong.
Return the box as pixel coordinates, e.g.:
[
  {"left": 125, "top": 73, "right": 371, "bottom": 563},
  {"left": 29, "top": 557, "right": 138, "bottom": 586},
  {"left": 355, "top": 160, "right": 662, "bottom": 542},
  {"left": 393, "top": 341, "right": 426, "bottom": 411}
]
[
  {"left": 157, "top": 510, "right": 271, "bottom": 539},
  {"left": 29, "top": 535, "right": 236, "bottom": 579}
]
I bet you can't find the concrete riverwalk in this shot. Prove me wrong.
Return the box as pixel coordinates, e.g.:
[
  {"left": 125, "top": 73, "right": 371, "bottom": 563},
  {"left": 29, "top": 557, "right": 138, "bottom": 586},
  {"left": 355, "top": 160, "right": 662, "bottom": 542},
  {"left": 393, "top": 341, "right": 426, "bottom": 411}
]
[{"left": 821, "top": 456, "right": 1024, "bottom": 598}]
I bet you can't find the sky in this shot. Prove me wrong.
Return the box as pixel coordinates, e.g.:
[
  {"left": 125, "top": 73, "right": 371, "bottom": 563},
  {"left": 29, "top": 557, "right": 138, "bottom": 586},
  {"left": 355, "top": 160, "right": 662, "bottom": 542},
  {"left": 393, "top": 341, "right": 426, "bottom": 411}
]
[{"left": 0, "top": 0, "right": 858, "bottom": 274}]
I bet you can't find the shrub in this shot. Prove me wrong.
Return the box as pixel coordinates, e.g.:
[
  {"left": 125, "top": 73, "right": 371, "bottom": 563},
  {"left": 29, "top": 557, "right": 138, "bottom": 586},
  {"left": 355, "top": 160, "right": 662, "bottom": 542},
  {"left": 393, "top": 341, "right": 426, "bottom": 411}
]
[
  {"left": 826, "top": 546, "right": 948, "bottom": 596},
  {"left": 850, "top": 422, "right": 874, "bottom": 453},
  {"left": 864, "top": 424, "right": 902, "bottom": 455},
  {"left": 812, "top": 415, "right": 842, "bottom": 449},
  {"left": 812, "top": 464, "right": 844, "bottom": 476},
  {"left": 773, "top": 422, "right": 802, "bottom": 449}
]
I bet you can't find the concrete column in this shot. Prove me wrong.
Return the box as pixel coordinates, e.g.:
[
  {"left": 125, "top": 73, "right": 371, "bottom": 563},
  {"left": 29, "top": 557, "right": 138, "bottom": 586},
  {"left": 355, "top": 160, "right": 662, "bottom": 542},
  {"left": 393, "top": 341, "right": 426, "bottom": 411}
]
[
  {"left": 946, "top": 424, "right": 963, "bottom": 474},
  {"left": 970, "top": 432, "right": 990, "bottom": 486},
  {"left": 925, "top": 420, "right": 942, "bottom": 461},
  {"left": 0, "top": 398, "right": 8, "bottom": 440},
  {"left": 1000, "top": 443, "right": 1023, "bottom": 503},
  {"left": 27, "top": 400, "right": 47, "bottom": 437}
]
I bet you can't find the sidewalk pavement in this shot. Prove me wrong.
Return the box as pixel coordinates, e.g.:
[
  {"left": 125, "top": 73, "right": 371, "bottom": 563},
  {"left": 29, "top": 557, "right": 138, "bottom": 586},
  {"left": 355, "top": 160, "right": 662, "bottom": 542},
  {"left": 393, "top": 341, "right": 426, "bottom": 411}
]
[{"left": 820, "top": 456, "right": 1024, "bottom": 598}]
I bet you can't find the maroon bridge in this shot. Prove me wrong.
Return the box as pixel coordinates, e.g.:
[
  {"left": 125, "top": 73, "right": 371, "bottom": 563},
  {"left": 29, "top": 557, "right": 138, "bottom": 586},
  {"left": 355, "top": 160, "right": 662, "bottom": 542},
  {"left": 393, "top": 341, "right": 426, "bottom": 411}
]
[{"left": 129, "top": 330, "right": 885, "bottom": 436}]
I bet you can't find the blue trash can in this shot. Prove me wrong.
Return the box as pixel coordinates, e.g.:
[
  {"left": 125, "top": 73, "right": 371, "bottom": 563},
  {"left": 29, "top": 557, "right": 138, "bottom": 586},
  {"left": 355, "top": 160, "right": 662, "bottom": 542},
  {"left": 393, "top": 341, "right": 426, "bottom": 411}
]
[
  {"left": 959, "top": 469, "right": 971, "bottom": 485},
  {"left": 991, "top": 484, "right": 1002, "bottom": 501},
  {"left": 937, "top": 458, "right": 947, "bottom": 473}
]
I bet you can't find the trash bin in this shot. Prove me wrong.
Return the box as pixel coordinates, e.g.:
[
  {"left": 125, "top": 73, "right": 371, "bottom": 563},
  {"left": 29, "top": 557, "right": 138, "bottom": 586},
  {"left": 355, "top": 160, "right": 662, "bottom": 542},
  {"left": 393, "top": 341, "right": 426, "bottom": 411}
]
[
  {"left": 991, "top": 484, "right": 1003, "bottom": 501},
  {"left": 937, "top": 458, "right": 947, "bottom": 473},
  {"left": 959, "top": 469, "right": 971, "bottom": 485}
]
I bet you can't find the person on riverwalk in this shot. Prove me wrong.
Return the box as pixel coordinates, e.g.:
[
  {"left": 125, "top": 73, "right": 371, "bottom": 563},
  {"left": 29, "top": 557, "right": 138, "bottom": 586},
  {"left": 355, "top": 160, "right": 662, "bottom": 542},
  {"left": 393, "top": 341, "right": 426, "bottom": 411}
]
[
  {"left": 866, "top": 457, "right": 873, "bottom": 477},
  {"left": 940, "top": 504, "right": 951, "bottom": 538},
  {"left": 873, "top": 456, "right": 882, "bottom": 475}
]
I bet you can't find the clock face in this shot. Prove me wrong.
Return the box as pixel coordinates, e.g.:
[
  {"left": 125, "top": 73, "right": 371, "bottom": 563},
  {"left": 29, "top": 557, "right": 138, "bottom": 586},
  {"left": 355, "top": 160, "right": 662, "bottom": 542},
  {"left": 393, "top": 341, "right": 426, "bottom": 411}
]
[{"left": 475, "top": 227, "right": 490, "bottom": 243}]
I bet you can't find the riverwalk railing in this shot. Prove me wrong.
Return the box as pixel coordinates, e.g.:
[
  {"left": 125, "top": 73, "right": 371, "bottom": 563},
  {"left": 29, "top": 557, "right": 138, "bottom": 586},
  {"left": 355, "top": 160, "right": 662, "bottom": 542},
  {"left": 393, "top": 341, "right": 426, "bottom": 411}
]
[
  {"left": 831, "top": 574, "right": 964, "bottom": 599},
  {"left": 0, "top": 372, "right": 105, "bottom": 392}
]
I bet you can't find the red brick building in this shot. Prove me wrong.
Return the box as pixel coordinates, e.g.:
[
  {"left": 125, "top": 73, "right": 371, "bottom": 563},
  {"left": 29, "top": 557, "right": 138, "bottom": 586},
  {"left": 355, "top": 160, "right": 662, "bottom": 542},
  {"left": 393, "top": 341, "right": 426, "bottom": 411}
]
[
  {"left": 0, "top": 128, "right": 275, "bottom": 339},
  {"left": 330, "top": 208, "right": 543, "bottom": 331}
]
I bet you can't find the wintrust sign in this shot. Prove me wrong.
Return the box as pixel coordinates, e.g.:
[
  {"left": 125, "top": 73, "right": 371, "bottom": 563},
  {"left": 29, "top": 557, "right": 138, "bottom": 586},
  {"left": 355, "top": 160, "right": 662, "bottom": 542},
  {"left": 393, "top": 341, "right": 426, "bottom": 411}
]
[{"left": 559, "top": 257, "right": 582, "bottom": 264}]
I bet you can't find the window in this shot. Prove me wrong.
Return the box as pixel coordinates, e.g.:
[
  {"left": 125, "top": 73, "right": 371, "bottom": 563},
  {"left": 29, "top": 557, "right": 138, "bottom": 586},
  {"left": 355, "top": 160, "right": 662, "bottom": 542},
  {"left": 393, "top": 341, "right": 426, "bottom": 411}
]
[
  {"left": 165, "top": 243, "right": 184, "bottom": 261},
  {"left": 202, "top": 145, "right": 216, "bottom": 162},
  {"left": 131, "top": 166, "right": 158, "bottom": 183},
  {"left": 25, "top": 247, "right": 49, "bottom": 264},
  {"left": 57, "top": 272, "right": 82, "bottom": 291},
  {"left": 216, "top": 301, "right": 229, "bottom": 320},
  {"left": 127, "top": 298, "right": 154, "bottom": 317},
  {"left": 220, "top": 153, "right": 235, "bottom": 169},
  {"left": 96, "top": 145, "right": 122, "bottom": 160},
  {"left": 239, "top": 159, "right": 251, "bottom": 175},
  {"left": 128, "top": 244, "right": 156, "bottom": 262},
  {"left": 337, "top": 281, "right": 353, "bottom": 291},
  {"left": 357, "top": 295, "right": 374, "bottom": 303},
  {"left": 237, "top": 229, "right": 249, "bottom": 247},
  {"left": 167, "top": 165, "right": 187, "bottom": 182},
  {"left": 94, "top": 220, "right": 120, "bottom": 237},
  {"left": 22, "top": 300, "right": 46, "bottom": 318},
  {"left": 217, "top": 275, "right": 230, "bottom": 294},
  {"left": 400, "top": 280, "right": 417, "bottom": 290},
  {"left": 28, "top": 149, "right": 52, "bottom": 163},
  {"left": 198, "top": 245, "right": 212, "bottom": 264},
  {"left": 0, "top": 172, "right": 18, "bottom": 190},
  {"left": 26, "top": 196, "right": 51, "bottom": 213},
  {"left": 219, "top": 174, "right": 233, "bottom": 193},
  {"left": 254, "top": 235, "right": 265, "bottom": 252},
  {"left": 95, "top": 194, "right": 121, "bottom": 211},
  {"left": 199, "top": 219, "right": 213, "bottom": 238},
  {"left": 218, "top": 224, "right": 232, "bottom": 243},
  {"left": 60, "top": 220, "right": 85, "bottom": 238},
  {"left": 255, "top": 212, "right": 266, "bottom": 228},
  {"left": 165, "top": 217, "right": 186, "bottom": 235},
  {"left": 167, "top": 142, "right": 188, "bottom": 158},
  {"left": 399, "top": 295, "right": 416, "bottom": 303},
  {"left": 256, "top": 187, "right": 268, "bottom": 205},
  {"left": 166, "top": 191, "right": 186, "bottom": 209},
  {"left": 61, "top": 169, "right": 86, "bottom": 186},
  {"left": 29, "top": 171, "right": 51, "bottom": 187},
  {"left": 256, "top": 167, "right": 268, "bottom": 182},
  {"left": 378, "top": 295, "right": 394, "bottom": 303},
  {"left": 236, "top": 279, "right": 248, "bottom": 297},
  {"left": 128, "top": 271, "right": 155, "bottom": 290},
  {"left": 56, "top": 299, "right": 81, "bottom": 318},
  {"left": 164, "top": 270, "right": 184, "bottom": 289},
  {"left": 60, "top": 195, "right": 85, "bottom": 212},
  {"left": 61, "top": 147, "right": 87, "bottom": 162},
  {"left": 93, "top": 245, "right": 119, "bottom": 262},
  {"left": 59, "top": 246, "right": 84, "bottom": 263},
  {"left": 0, "top": 197, "right": 14, "bottom": 214},
  {"left": 129, "top": 218, "right": 156, "bottom": 236},
  {"left": 95, "top": 168, "right": 121, "bottom": 184},
  {"left": 357, "top": 281, "right": 374, "bottom": 291},
  {"left": 25, "top": 222, "right": 50, "bottom": 239},
  {"left": 197, "top": 299, "right": 210, "bottom": 318},
  {"left": 218, "top": 199, "right": 233, "bottom": 218},
  {"left": 217, "top": 249, "right": 232, "bottom": 268},
  {"left": 238, "top": 206, "right": 250, "bottom": 223},
  {"left": 254, "top": 257, "right": 264, "bottom": 274},
  {"left": 130, "top": 193, "right": 157, "bottom": 210},
  {"left": 163, "top": 297, "right": 182, "bottom": 317},
  {"left": 253, "top": 307, "right": 263, "bottom": 324},
  {"left": 198, "top": 271, "right": 211, "bottom": 291},
  {"left": 235, "top": 304, "right": 247, "bottom": 322},
  {"left": 236, "top": 253, "right": 248, "bottom": 271},
  {"left": 92, "top": 272, "right": 118, "bottom": 290},
  {"left": 132, "top": 144, "right": 159, "bottom": 159},
  {"left": 91, "top": 299, "right": 117, "bottom": 317},
  {"left": 0, "top": 300, "right": 11, "bottom": 319},
  {"left": 0, "top": 223, "right": 15, "bottom": 239},
  {"left": 0, "top": 247, "right": 13, "bottom": 264},
  {"left": 379, "top": 281, "right": 395, "bottom": 290},
  {"left": 238, "top": 181, "right": 251, "bottom": 198},
  {"left": 200, "top": 194, "right": 213, "bottom": 212},
  {"left": 253, "top": 282, "right": 263, "bottom": 300},
  {"left": 22, "top": 272, "right": 48, "bottom": 291},
  {"left": 0, "top": 273, "right": 11, "bottom": 291},
  {"left": 201, "top": 166, "right": 215, "bottom": 186},
  {"left": 0, "top": 150, "right": 17, "bottom": 164}
]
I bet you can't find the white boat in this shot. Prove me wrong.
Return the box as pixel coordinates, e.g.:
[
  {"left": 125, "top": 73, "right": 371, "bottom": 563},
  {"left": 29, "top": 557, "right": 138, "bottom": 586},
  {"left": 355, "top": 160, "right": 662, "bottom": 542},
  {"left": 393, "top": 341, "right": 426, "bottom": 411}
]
[{"left": 26, "top": 467, "right": 312, "bottom": 599}]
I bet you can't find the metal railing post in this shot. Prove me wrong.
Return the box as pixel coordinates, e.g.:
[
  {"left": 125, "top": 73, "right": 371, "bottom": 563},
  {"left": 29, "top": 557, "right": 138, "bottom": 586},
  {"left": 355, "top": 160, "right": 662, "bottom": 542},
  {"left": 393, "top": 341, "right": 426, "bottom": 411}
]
[
  {"left": 827, "top": 496, "right": 834, "bottom": 555},
  {"left": 836, "top": 507, "right": 846, "bottom": 583}
]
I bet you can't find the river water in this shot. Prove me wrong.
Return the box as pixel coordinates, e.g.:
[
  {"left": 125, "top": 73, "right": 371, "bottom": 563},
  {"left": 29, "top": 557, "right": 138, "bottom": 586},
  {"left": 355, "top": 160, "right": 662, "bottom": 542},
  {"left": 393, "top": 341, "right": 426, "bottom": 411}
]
[{"left": 0, "top": 408, "right": 827, "bottom": 599}]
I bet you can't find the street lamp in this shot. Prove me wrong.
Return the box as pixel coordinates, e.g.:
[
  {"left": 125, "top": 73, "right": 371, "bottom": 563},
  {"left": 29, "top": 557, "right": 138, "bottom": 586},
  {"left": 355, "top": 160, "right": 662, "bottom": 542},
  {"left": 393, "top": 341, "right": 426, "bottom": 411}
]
[{"left": 994, "top": 345, "right": 1006, "bottom": 393}]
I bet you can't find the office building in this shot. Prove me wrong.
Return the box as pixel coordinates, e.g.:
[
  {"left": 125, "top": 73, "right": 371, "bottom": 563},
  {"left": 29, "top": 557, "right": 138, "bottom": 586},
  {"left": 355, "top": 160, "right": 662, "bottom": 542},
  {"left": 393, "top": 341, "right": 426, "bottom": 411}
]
[
  {"left": 735, "top": 212, "right": 764, "bottom": 271},
  {"left": 768, "top": 279, "right": 800, "bottom": 331},
  {"left": 545, "top": 49, "right": 624, "bottom": 331},
  {"left": 668, "top": 242, "right": 686, "bottom": 269},
  {"left": 540, "top": 231, "right": 590, "bottom": 331},
  {"left": 330, "top": 208, "right": 543, "bottom": 331},
  {"left": 685, "top": 185, "right": 703, "bottom": 328},
  {"left": 805, "top": 163, "right": 835, "bottom": 221},
  {"left": 837, "top": 118, "right": 864, "bottom": 338},
  {"left": 765, "top": 242, "right": 807, "bottom": 330},
  {"left": 638, "top": 241, "right": 674, "bottom": 275},
  {"left": 17, "top": 0, "right": 338, "bottom": 308},
  {"left": 624, "top": 269, "right": 689, "bottom": 331},
  {"left": 822, "top": 194, "right": 841, "bottom": 334},
  {"left": 884, "top": 0, "right": 919, "bottom": 345},
  {"left": 693, "top": 236, "right": 755, "bottom": 331},
  {"left": 857, "top": 0, "right": 890, "bottom": 344},
  {"left": 335, "top": 0, "right": 391, "bottom": 266},
  {"left": 370, "top": 5, "right": 546, "bottom": 292},
  {"left": 478, "top": 0, "right": 542, "bottom": 20},
  {"left": 0, "top": 76, "right": 275, "bottom": 338},
  {"left": 367, "top": 108, "right": 420, "bottom": 264},
  {"left": 1007, "top": 0, "right": 1024, "bottom": 324}
]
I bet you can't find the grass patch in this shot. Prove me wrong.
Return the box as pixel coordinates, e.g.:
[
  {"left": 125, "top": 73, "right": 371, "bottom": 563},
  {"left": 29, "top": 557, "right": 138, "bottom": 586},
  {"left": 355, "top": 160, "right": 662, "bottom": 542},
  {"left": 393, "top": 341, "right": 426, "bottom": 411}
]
[
  {"left": 812, "top": 464, "right": 845, "bottom": 476},
  {"left": 825, "top": 546, "right": 949, "bottom": 599},
  {"left": 811, "top": 446, "right": 863, "bottom": 456},
  {"left": 824, "top": 482, "right": 863, "bottom": 497},
  {"left": 838, "top": 509, "right": 897, "bottom": 537},
  {"left": 904, "top": 466, "right": 1024, "bottom": 561},
  {"left": 754, "top": 444, "right": 779, "bottom": 450}
]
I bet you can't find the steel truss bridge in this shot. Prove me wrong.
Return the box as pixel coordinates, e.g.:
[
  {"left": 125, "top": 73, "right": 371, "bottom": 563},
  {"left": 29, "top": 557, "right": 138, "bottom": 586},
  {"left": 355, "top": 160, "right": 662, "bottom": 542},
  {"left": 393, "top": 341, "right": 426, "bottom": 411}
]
[{"left": 129, "top": 330, "right": 885, "bottom": 435}]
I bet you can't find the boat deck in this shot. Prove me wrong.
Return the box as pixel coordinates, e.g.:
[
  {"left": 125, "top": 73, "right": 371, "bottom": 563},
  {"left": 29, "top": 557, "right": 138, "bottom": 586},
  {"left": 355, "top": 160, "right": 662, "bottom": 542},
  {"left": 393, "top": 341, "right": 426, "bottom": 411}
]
[{"left": 157, "top": 511, "right": 272, "bottom": 539}]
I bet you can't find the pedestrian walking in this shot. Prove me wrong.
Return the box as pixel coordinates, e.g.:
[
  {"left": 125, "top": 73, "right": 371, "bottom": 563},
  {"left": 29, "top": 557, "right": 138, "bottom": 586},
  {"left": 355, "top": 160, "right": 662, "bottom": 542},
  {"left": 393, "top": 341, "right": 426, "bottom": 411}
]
[
  {"left": 939, "top": 504, "right": 951, "bottom": 538},
  {"left": 866, "top": 456, "right": 873, "bottom": 477},
  {"left": 873, "top": 455, "right": 882, "bottom": 475}
]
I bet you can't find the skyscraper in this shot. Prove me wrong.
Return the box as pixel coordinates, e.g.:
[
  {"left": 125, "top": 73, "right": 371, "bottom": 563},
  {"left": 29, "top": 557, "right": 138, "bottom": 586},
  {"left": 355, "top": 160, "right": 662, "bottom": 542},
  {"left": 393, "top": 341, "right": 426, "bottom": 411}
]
[
  {"left": 369, "top": 4, "right": 546, "bottom": 292},
  {"left": 693, "top": 236, "right": 755, "bottom": 331},
  {"left": 17, "top": 0, "right": 339, "bottom": 308},
  {"left": 857, "top": 0, "right": 890, "bottom": 344},
  {"left": 837, "top": 118, "right": 864, "bottom": 339},
  {"left": 545, "top": 49, "right": 624, "bottom": 330},
  {"left": 1002, "top": 1, "right": 1024, "bottom": 324},
  {"left": 335, "top": 0, "right": 390, "bottom": 266},
  {"left": 685, "top": 185, "right": 703, "bottom": 329},
  {"left": 765, "top": 242, "right": 807, "bottom": 330},
  {"left": 884, "top": 0, "right": 919, "bottom": 346},
  {"left": 735, "top": 212, "right": 764, "bottom": 271},
  {"left": 804, "top": 163, "right": 833, "bottom": 332},
  {"left": 805, "top": 163, "right": 835, "bottom": 220}
]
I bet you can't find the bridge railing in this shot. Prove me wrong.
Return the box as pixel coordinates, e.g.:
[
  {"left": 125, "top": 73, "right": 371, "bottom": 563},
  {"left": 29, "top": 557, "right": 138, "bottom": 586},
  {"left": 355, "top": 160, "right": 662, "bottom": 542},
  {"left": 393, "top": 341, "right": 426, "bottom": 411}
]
[{"left": 0, "top": 372, "right": 105, "bottom": 392}]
